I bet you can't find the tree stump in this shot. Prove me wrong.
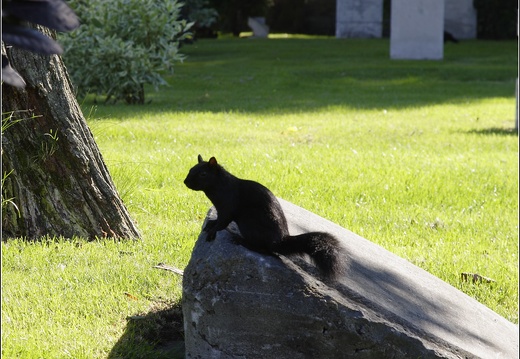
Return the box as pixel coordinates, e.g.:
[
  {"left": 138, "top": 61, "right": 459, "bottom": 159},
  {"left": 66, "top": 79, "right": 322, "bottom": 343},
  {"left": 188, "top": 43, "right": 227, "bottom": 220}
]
[{"left": 1, "top": 29, "right": 140, "bottom": 239}]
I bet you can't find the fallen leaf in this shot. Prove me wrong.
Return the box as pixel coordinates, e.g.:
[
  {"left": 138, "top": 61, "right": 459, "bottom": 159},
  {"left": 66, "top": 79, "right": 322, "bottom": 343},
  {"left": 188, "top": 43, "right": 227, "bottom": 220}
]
[{"left": 124, "top": 292, "right": 139, "bottom": 300}]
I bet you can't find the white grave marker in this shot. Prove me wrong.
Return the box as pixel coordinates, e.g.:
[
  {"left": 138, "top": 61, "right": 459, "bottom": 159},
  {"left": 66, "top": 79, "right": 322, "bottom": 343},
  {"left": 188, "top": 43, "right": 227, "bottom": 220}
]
[{"left": 390, "top": 0, "right": 444, "bottom": 60}]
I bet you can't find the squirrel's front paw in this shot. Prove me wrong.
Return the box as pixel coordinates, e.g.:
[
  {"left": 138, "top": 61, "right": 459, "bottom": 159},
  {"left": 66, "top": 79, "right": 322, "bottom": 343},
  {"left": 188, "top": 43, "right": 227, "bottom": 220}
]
[
  {"left": 203, "top": 219, "right": 218, "bottom": 241},
  {"left": 205, "top": 229, "right": 216, "bottom": 241},
  {"left": 230, "top": 234, "right": 242, "bottom": 245}
]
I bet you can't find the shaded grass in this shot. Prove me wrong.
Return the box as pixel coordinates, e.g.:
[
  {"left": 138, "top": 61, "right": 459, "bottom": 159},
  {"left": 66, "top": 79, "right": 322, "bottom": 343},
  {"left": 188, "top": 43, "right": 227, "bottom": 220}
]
[
  {"left": 2, "top": 237, "right": 185, "bottom": 358},
  {"left": 155, "top": 38, "right": 517, "bottom": 111},
  {"left": 2, "top": 37, "right": 518, "bottom": 358},
  {"left": 80, "top": 38, "right": 518, "bottom": 117}
]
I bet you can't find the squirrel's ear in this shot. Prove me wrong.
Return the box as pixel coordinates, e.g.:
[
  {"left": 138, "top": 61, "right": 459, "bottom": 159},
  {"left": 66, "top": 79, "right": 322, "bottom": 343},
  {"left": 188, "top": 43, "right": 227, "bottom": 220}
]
[
  {"left": 198, "top": 154, "right": 203, "bottom": 163},
  {"left": 208, "top": 157, "right": 218, "bottom": 166}
]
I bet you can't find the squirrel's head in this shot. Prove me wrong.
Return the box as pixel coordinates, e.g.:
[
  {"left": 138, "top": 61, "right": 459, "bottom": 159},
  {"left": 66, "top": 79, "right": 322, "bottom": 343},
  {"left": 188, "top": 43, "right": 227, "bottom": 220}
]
[{"left": 184, "top": 155, "right": 221, "bottom": 191}]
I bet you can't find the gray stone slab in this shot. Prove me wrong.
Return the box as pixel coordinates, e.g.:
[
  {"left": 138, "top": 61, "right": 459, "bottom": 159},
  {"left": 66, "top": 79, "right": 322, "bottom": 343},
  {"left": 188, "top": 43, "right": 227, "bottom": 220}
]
[
  {"left": 183, "top": 199, "right": 518, "bottom": 358},
  {"left": 247, "top": 17, "right": 269, "bottom": 38},
  {"left": 444, "top": 0, "right": 477, "bottom": 40},
  {"left": 390, "top": 0, "right": 444, "bottom": 60},
  {"left": 281, "top": 199, "right": 518, "bottom": 358},
  {"left": 336, "top": 0, "right": 383, "bottom": 38}
]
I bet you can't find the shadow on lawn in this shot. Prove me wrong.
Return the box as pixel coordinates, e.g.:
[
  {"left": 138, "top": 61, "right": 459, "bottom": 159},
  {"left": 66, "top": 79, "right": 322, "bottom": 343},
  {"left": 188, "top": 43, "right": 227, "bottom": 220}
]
[
  {"left": 108, "top": 302, "right": 185, "bottom": 359},
  {"left": 465, "top": 126, "right": 518, "bottom": 136},
  {"left": 80, "top": 39, "right": 517, "bottom": 118}
]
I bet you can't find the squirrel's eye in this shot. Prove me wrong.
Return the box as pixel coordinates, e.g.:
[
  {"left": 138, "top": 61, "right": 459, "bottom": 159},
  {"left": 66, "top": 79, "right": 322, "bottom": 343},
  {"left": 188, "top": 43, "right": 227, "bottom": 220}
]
[{"left": 199, "top": 171, "right": 207, "bottom": 177}]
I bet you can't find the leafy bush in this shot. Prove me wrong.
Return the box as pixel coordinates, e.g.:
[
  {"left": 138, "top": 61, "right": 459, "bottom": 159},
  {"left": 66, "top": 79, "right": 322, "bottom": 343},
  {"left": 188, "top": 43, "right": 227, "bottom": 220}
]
[
  {"left": 183, "top": 0, "right": 219, "bottom": 29},
  {"left": 60, "top": 0, "right": 192, "bottom": 104}
]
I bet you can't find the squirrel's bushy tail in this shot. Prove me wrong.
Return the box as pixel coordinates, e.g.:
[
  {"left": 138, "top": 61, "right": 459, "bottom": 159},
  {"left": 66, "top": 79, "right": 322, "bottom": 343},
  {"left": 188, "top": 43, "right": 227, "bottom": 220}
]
[{"left": 273, "top": 232, "right": 343, "bottom": 279}]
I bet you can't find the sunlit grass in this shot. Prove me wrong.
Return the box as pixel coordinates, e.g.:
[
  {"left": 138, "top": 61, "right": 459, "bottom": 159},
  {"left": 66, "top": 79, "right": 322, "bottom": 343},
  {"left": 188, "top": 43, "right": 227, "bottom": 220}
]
[{"left": 2, "top": 37, "right": 517, "bottom": 358}]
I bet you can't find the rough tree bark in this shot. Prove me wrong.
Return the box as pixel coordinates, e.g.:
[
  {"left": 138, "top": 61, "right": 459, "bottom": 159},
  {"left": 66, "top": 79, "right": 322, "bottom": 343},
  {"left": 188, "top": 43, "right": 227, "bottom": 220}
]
[{"left": 1, "top": 29, "right": 141, "bottom": 240}]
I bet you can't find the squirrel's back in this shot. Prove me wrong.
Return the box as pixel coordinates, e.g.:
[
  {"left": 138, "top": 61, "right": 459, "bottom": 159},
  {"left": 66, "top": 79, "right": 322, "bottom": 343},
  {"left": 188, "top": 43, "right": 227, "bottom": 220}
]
[{"left": 185, "top": 155, "right": 344, "bottom": 279}]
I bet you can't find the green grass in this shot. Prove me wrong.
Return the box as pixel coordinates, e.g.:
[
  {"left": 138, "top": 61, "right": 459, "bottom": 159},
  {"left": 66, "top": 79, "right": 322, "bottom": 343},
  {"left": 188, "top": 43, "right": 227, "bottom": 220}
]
[{"left": 2, "top": 37, "right": 518, "bottom": 358}]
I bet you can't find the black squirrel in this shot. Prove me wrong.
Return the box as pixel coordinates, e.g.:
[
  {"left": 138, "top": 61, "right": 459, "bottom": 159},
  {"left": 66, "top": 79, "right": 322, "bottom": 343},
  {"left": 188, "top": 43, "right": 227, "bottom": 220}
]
[{"left": 184, "top": 155, "right": 344, "bottom": 279}]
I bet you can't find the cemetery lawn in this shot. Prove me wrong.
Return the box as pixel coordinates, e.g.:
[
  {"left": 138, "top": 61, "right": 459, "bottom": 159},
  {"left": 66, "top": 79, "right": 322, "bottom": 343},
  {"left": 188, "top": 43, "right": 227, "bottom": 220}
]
[{"left": 2, "top": 37, "right": 518, "bottom": 358}]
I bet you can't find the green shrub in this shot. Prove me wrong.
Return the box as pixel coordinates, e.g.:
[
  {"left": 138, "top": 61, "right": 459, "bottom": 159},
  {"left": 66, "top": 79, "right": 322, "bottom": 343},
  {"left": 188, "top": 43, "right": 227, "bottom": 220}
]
[
  {"left": 183, "top": 0, "right": 219, "bottom": 31},
  {"left": 61, "top": 0, "right": 192, "bottom": 104}
]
